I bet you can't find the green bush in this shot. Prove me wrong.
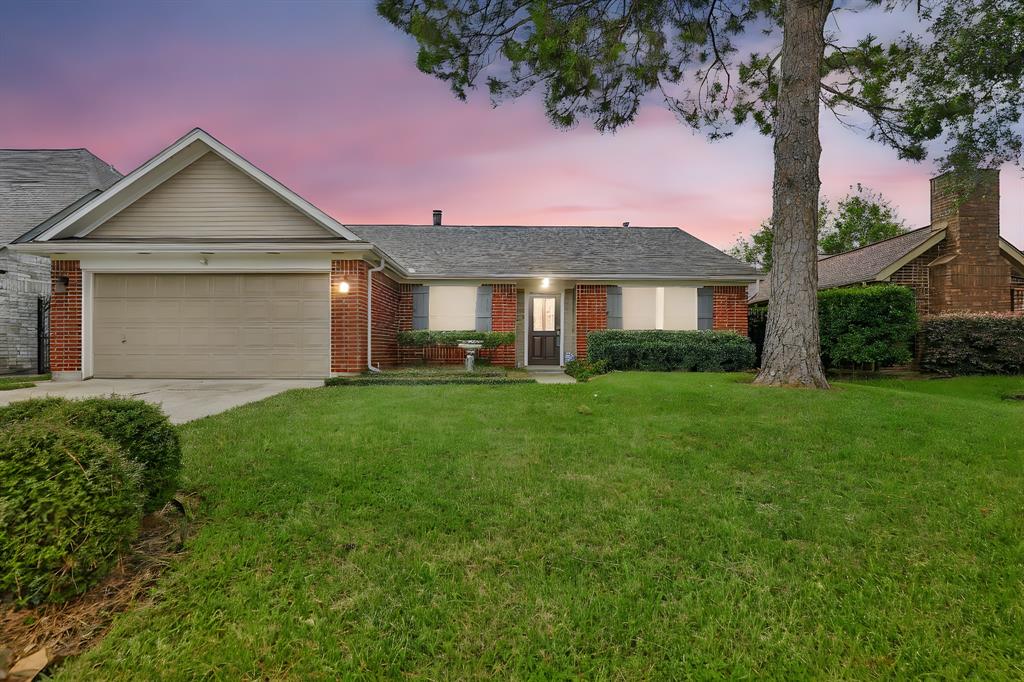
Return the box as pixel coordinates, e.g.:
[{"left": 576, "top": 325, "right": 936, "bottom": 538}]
[
  {"left": 0, "top": 420, "right": 144, "bottom": 605},
  {"left": 818, "top": 285, "right": 918, "bottom": 368},
  {"left": 396, "top": 330, "right": 516, "bottom": 349},
  {"left": 564, "top": 358, "right": 609, "bottom": 382},
  {"left": 920, "top": 313, "right": 1024, "bottom": 375},
  {"left": 587, "top": 330, "right": 756, "bottom": 372},
  {"left": 0, "top": 396, "right": 181, "bottom": 513}
]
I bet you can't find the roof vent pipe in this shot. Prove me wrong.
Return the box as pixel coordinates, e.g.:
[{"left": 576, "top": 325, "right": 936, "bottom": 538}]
[
  {"left": 433, "top": 209, "right": 442, "bottom": 226},
  {"left": 622, "top": 221, "right": 630, "bottom": 228}
]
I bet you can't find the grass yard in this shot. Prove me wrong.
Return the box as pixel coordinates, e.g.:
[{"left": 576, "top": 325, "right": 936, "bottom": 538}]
[
  {"left": 54, "top": 373, "right": 1024, "bottom": 679},
  {"left": 0, "top": 373, "right": 49, "bottom": 391}
]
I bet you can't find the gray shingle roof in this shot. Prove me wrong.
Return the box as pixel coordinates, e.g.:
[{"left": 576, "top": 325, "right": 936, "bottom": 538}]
[
  {"left": 0, "top": 149, "right": 121, "bottom": 245},
  {"left": 350, "top": 225, "right": 761, "bottom": 279},
  {"left": 748, "top": 226, "right": 938, "bottom": 303}
]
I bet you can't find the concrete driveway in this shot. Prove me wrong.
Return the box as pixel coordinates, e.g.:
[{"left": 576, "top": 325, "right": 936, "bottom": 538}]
[{"left": 0, "top": 378, "right": 321, "bottom": 423}]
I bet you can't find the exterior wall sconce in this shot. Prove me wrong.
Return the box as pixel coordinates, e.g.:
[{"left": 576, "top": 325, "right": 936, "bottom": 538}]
[
  {"left": 541, "top": 277, "right": 550, "bottom": 289},
  {"left": 55, "top": 276, "right": 69, "bottom": 294},
  {"left": 338, "top": 280, "right": 350, "bottom": 294}
]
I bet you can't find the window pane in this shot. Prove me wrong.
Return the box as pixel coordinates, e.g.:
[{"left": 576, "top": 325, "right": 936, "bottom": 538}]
[{"left": 532, "top": 297, "right": 556, "bottom": 331}]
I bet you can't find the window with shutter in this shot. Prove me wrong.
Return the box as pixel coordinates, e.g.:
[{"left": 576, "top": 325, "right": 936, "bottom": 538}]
[
  {"left": 412, "top": 285, "right": 429, "bottom": 330},
  {"left": 476, "top": 285, "right": 493, "bottom": 331},
  {"left": 697, "top": 287, "right": 714, "bottom": 330},
  {"left": 607, "top": 286, "right": 623, "bottom": 329}
]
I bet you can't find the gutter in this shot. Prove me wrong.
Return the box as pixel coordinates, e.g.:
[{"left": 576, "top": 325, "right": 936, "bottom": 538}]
[{"left": 366, "top": 255, "right": 388, "bottom": 373}]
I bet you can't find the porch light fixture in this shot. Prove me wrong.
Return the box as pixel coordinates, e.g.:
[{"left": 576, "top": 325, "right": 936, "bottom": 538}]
[
  {"left": 338, "top": 280, "right": 350, "bottom": 294},
  {"left": 55, "top": 276, "right": 69, "bottom": 294},
  {"left": 541, "top": 277, "right": 550, "bottom": 289}
]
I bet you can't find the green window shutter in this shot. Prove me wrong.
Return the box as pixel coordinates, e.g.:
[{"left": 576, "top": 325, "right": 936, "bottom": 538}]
[
  {"left": 606, "top": 286, "right": 623, "bottom": 329},
  {"left": 476, "top": 285, "right": 493, "bottom": 332},
  {"left": 412, "top": 286, "right": 429, "bottom": 330},
  {"left": 697, "top": 287, "right": 714, "bottom": 330}
]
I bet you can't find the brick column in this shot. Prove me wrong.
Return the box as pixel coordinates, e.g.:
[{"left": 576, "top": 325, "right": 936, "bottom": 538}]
[
  {"left": 50, "top": 260, "right": 83, "bottom": 379},
  {"left": 712, "top": 286, "right": 749, "bottom": 335},
  {"left": 330, "top": 260, "right": 368, "bottom": 374},
  {"left": 575, "top": 284, "right": 607, "bottom": 359},
  {"left": 488, "top": 283, "right": 517, "bottom": 367}
]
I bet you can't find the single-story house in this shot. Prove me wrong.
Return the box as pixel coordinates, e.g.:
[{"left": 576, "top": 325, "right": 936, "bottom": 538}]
[
  {"left": 11, "top": 128, "right": 759, "bottom": 380},
  {"left": 748, "top": 169, "right": 1024, "bottom": 315},
  {"left": 0, "top": 149, "right": 120, "bottom": 374}
]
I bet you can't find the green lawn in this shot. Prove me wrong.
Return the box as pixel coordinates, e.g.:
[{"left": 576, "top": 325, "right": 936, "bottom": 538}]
[
  {"left": 57, "top": 373, "right": 1024, "bottom": 679},
  {"left": 0, "top": 373, "right": 49, "bottom": 390}
]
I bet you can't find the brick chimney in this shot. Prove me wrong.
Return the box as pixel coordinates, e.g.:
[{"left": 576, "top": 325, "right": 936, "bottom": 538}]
[{"left": 928, "top": 169, "right": 1011, "bottom": 312}]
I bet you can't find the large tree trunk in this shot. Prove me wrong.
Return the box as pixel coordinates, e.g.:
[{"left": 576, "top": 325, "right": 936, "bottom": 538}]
[{"left": 754, "top": 0, "right": 832, "bottom": 388}]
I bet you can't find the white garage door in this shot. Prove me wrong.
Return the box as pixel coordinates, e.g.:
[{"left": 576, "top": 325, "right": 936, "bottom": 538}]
[{"left": 93, "top": 273, "right": 329, "bottom": 378}]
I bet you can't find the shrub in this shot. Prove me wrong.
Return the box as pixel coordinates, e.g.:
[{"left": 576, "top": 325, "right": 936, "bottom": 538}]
[
  {"left": 0, "top": 396, "right": 181, "bottom": 513},
  {"left": 564, "top": 358, "right": 609, "bottom": 382},
  {"left": 396, "top": 330, "right": 516, "bottom": 349},
  {"left": 587, "top": 330, "right": 756, "bottom": 372},
  {"left": 818, "top": 285, "right": 918, "bottom": 368},
  {"left": 0, "top": 420, "right": 144, "bottom": 605},
  {"left": 920, "top": 313, "right": 1024, "bottom": 375}
]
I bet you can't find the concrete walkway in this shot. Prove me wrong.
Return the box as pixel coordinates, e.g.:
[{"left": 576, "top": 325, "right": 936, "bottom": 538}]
[
  {"left": 526, "top": 368, "right": 576, "bottom": 384},
  {"left": 0, "top": 378, "right": 321, "bottom": 423}
]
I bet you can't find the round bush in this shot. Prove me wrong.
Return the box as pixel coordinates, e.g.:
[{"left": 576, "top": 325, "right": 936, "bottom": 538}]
[
  {"left": 0, "top": 420, "right": 144, "bottom": 605},
  {"left": 0, "top": 396, "right": 182, "bottom": 512}
]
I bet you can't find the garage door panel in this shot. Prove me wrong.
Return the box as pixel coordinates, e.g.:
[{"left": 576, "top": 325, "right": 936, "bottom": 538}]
[{"left": 94, "top": 273, "right": 328, "bottom": 378}]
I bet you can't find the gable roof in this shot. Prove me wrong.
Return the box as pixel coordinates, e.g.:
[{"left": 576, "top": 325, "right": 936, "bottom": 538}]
[
  {"left": 0, "top": 149, "right": 120, "bottom": 246},
  {"left": 748, "top": 227, "right": 944, "bottom": 303},
  {"left": 31, "top": 128, "right": 359, "bottom": 242},
  {"left": 351, "top": 224, "right": 761, "bottom": 280}
]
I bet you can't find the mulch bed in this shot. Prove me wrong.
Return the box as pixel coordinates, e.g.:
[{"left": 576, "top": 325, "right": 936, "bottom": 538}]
[{"left": 0, "top": 496, "right": 198, "bottom": 679}]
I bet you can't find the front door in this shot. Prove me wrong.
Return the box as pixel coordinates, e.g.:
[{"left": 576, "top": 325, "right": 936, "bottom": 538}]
[{"left": 529, "top": 296, "right": 559, "bottom": 365}]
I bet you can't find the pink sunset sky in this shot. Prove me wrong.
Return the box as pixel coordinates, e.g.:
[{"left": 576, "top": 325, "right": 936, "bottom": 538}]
[{"left": 2, "top": 1, "right": 1022, "bottom": 249}]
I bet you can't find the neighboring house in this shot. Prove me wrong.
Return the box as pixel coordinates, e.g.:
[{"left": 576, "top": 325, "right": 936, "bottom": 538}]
[
  {"left": 0, "top": 149, "right": 121, "bottom": 374},
  {"left": 749, "top": 169, "right": 1024, "bottom": 315},
  {"left": 12, "top": 128, "right": 759, "bottom": 380}
]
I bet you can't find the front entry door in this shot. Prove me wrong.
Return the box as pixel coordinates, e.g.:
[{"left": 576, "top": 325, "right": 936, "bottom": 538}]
[{"left": 529, "top": 296, "right": 559, "bottom": 365}]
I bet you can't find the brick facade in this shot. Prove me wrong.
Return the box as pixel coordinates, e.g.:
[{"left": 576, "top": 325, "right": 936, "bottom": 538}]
[
  {"left": 928, "top": 170, "right": 1012, "bottom": 313},
  {"left": 370, "top": 270, "right": 400, "bottom": 369},
  {"left": 0, "top": 250, "right": 50, "bottom": 374},
  {"left": 574, "top": 284, "right": 608, "bottom": 359},
  {"left": 395, "top": 282, "right": 517, "bottom": 367},
  {"left": 330, "top": 260, "right": 368, "bottom": 373},
  {"left": 50, "top": 260, "right": 82, "bottom": 375},
  {"left": 711, "top": 286, "right": 749, "bottom": 335}
]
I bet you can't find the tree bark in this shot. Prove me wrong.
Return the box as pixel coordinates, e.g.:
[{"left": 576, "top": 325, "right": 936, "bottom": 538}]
[{"left": 754, "top": 0, "right": 832, "bottom": 388}]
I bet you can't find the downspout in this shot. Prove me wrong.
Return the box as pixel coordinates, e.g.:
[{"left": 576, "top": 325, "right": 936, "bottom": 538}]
[{"left": 366, "top": 255, "right": 388, "bottom": 373}]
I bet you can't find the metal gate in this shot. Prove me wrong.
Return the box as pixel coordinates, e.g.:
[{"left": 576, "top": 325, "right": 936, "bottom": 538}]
[{"left": 37, "top": 295, "right": 50, "bottom": 374}]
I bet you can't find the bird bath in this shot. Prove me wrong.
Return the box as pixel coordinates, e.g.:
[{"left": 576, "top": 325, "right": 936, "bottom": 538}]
[{"left": 457, "top": 340, "right": 485, "bottom": 372}]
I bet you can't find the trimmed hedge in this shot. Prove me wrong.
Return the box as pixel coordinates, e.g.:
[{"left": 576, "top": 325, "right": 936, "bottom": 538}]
[
  {"left": 0, "top": 396, "right": 181, "bottom": 513},
  {"left": 396, "top": 330, "right": 515, "bottom": 349},
  {"left": 818, "top": 285, "right": 918, "bottom": 368},
  {"left": 587, "top": 330, "right": 756, "bottom": 372},
  {"left": 920, "top": 313, "right": 1024, "bottom": 375},
  {"left": 0, "top": 420, "right": 144, "bottom": 605}
]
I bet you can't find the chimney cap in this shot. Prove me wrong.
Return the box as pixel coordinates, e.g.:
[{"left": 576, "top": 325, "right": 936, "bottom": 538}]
[
  {"left": 622, "top": 221, "right": 630, "bottom": 228},
  {"left": 432, "top": 209, "right": 442, "bottom": 226}
]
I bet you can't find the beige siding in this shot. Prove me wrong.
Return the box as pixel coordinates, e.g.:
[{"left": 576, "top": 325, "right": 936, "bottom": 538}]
[
  {"left": 93, "top": 273, "right": 329, "bottom": 378},
  {"left": 428, "top": 285, "right": 477, "bottom": 330},
  {"left": 88, "top": 152, "right": 333, "bottom": 240}
]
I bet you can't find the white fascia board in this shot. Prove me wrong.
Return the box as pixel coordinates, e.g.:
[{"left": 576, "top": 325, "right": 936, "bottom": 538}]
[
  {"left": 36, "top": 128, "right": 360, "bottom": 242},
  {"left": 874, "top": 230, "right": 947, "bottom": 282},
  {"left": 398, "top": 274, "right": 760, "bottom": 284},
  {"left": 1000, "top": 238, "right": 1024, "bottom": 272},
  {"left": 11, "top": 241, "right": 373, "bottom": 254}
]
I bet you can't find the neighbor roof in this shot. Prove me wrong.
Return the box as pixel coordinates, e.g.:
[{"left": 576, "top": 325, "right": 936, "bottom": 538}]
[
  {"left": 0, "top": 149, "right": 121, "bottom": 246},
  {"left": 749, "top": 226, "right": 941, "bottom": 303},
  {"left": 351, "top": 225, "right": 761, "bottom": 280}
]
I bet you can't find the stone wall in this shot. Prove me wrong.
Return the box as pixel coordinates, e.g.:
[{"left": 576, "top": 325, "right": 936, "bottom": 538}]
[{"left": 0, "top": 250, "right": 50, "bottom": 374}]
